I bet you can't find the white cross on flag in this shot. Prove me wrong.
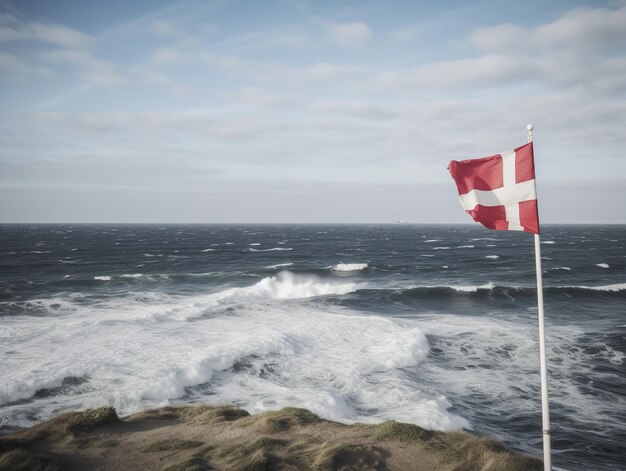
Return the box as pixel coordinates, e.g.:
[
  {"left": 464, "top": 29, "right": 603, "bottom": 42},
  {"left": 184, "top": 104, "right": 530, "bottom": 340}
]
[{"left": 447, "top": 142, "right": 540, "bottom": 234}]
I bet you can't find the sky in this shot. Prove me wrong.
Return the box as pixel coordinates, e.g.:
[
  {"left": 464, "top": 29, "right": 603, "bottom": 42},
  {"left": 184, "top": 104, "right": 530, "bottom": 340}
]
[{"left": 1, "top": 0, "right": 625, "bottom": 223}]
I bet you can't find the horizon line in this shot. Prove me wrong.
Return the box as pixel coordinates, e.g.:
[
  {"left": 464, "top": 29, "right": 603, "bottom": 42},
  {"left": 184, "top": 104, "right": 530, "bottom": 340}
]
[{"left": 1, "top": 222, "right": 624, "bottom": 226}]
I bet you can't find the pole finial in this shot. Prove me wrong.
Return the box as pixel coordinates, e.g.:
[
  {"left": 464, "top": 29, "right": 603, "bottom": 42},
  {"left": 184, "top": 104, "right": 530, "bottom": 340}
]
[{"left": 527, "top": 124, "right": 534, "bottom": 143}]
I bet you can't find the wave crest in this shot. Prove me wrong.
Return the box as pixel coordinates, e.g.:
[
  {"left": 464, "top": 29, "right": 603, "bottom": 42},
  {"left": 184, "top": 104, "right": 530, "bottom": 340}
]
[
  {"left": 234, "top": 271, "right": 357, "bottom": 300},
  {"left": 332, "top": 263, "right": 368, "bottom": 272},
  {"left": 249, "top": 247, "right": 293, "bottom": 252}
]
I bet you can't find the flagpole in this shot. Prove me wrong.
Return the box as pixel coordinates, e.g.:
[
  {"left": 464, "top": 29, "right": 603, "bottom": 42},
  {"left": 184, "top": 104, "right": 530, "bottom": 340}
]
[{"left": 528, "top": 124, "right": 551, "bottom": 471}]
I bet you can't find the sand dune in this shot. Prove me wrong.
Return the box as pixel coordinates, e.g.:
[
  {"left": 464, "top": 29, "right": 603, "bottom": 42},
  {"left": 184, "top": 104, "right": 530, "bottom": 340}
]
[{"left": 0, "top": 405, "right": 542, "bottom": 470}]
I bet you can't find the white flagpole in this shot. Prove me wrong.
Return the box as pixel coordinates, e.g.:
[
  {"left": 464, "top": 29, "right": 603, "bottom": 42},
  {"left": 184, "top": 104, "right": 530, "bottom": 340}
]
[{"left": 528, "top": 123, "right": 551, "bottom": 470}]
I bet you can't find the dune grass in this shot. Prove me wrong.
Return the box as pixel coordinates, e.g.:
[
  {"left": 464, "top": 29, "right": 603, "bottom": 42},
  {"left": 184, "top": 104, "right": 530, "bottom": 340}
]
[
  {"left": 0, "top": 405, "right": 543, "bottom": 471},
  {"left": 141, "top": 438, "right": 204, "bottom": 453}
]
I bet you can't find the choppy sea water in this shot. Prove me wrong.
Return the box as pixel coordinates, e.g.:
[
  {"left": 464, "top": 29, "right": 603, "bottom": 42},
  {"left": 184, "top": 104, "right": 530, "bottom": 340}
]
[{"left": 0, "top": 224, "right": 624, "bottom": 470}]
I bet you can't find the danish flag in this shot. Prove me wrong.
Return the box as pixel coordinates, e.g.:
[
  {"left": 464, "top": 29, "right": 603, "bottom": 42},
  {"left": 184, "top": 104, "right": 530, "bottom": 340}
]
[{"left": 448, "top": 142, "right": 539, "bottom": 234}]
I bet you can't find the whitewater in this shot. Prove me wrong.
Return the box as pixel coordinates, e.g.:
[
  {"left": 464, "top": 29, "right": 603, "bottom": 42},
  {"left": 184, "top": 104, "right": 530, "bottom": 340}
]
[{"left": 0, "top": 224, "right": 624, "bottom": 471}]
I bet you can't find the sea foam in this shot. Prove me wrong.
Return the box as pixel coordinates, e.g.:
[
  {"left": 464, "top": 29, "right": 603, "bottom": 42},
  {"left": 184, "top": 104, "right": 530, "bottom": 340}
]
[
  {"left": 571, "top": 283, "right": 626, "bottom": 292},
  {"left": 332, "top": 263, "right": 368, "bottom": 272},
  {"left": 265, "top": 262, "right": 294, "bottom": 269},
  {"left": 417, "top": 313, "right": 623, "bottom": 432},
  {"left": 249, "top": 247, "right": 293, "bottom": 252},
  {"left": 0, "top": 282, "right": 469, "bottom": 433},
  {"left": 230, "top": 271, "right": 357, "bottom": 301},
  {"left": 452, "top": 282, "right": 495, "bottom": 292}
]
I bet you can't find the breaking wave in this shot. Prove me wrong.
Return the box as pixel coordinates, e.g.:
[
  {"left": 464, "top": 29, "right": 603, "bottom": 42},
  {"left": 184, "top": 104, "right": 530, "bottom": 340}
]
[
  {"left": 332, "top": 263, "right": 368, "bottom": 272},
  {"left": 0, "top": 283, "right": 468, "bottom": 432},
  {"left": 249, "top": 247, "right": 293, "bottom": 252},
  {"left": 380, "top": 283, "right": 626, "bottom": 302},
  {"left": 215, "top": 271, "right": 358, "bottom": 302}
]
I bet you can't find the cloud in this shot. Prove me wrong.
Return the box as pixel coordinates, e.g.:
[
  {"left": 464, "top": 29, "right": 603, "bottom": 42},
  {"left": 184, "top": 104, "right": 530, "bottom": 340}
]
[
  {"left": 18, "top": 110, "right": 290, "bottom": 150},
  {"left": 213, "top": 28, "right": 310, "bottom": 54},
  {"left": 140, "top": 5, "right": 626, "bottom": 95},
  {"left": 130, "top": 68, "right": 172, "bottom": 86},
  {"left": 151, "top": 46, "right": 190, "bottom": 63},
  {"left": 375, "top": 54, "right": 543, "bottom": 89},
  {"left": 28, "top": 21, "right": 93, "bottom": 49},
  {"left": 42, "top": 48, "right": 127, "bottom": 88},
  {"left": 150, "top": 19, "right": 183, "bottom": 38},
  {"left": 468, "top": 23, "right": 526, "bottom": 53},
  {"left": 0, "top": 13, "right": 29, "bottom": 40},
  {"left": 471, "top": 5, "right": 626, "bottom": 53},
  {"left": 388, "top": 25, "right": 425, "bottom": 42},
  {"left": 232, "top": 87, "right": 294, "bottom": 108},
  {"left": 148, "top": 44, "right": 368, "bottom": 83},
  {"left": 533, "top": 5, "right": 626, "bottom": 51},
  {"left": 305, "top": 62, "right": 368, "bottom": 80},
  {"left": 201, "top": 22, "right": 220, "bottom": 35},
  {"left": 306, "top": 62, "right": 338, "bottom": 80},
  {"left": 308, "top": 100, "right": 400, "bottom": 121},
  {"left": 1, "top": 8, "right": 369, "bottom": 92},
  {"left": 0, "top": 51, "right": 51, "bottom": 76},
  {"left": 370, "top": 4, "right": 626, "bottom": 96},
  {"left": 3, "top": 178, "right": 624, "bottom": 223},
  {"left": 0, "top": 13, "right": 128, "bottom": 88},
  {"left": 471, "top": 4, "right": 626, "bottom": 90},
  {"left": 1, "top": 152, "right": 221, "bottom": 192},
  {"left": 1, "top": 1, "right": 625, "bottom": 223},
  {"left": 328, "top": 21, "right": 371, "bottom": 46},
  {"left": 0, "top": 12, "right": 93, "bottom": 49}
]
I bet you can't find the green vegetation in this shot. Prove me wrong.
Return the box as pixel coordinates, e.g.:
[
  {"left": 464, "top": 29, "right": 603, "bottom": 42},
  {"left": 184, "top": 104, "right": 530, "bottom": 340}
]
[
  {"left": 240, "top": 407, "right": 324, "bottom": 433},
  {"left": 141, "top": 438, "right": 203, "bottom": 453},
  {"left": 0, "top": 449, "right": 59, "bottom": 471},
  {"left": 235, "top": 451, "right": 274, "bottom": 471},
  {"left": 314, "top": 444, "right": 387, "bottom": 471},
  {"left": 181, "top": 405, "right": 251, "bottom": 424},
  {"left": 65, "top": 406, "right": 119, "bottom": 434},
  {"left": 0, "top": 404, "right": 543, "bottom": 471},
  {"left": 245, "top": 437, "right": 289, "bottom": 454},
  {"left": 216, "top": 435, "right": 294, "bottom": 469},
  {"left": 93, "top": 438, "right": 120, "bottom": 448},
  {"left": 125, "top": 406, "right": 181, "bottom": 422},
  {"left": 162, "top": 453, "right": 214, "bottom": 471},
  {"left": 371, "top": 420, "right": 435, "bottom": 442}
]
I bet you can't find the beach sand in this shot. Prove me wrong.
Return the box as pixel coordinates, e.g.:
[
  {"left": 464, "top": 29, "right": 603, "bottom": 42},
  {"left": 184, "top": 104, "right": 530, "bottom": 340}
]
[{"left": 0, "top": 405, "right": 543, "bottom": 470}]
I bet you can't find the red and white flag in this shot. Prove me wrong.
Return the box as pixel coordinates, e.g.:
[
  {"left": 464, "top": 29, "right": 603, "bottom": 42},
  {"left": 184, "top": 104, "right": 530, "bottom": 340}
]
[{"left": 448, "top": 142, "right": 539, "bottom": 234}]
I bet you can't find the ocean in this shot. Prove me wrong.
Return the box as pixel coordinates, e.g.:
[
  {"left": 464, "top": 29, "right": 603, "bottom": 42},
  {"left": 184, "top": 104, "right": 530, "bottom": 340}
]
[{"left": 0, "top": 224, "right": 624, "bottom": 470}]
